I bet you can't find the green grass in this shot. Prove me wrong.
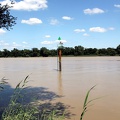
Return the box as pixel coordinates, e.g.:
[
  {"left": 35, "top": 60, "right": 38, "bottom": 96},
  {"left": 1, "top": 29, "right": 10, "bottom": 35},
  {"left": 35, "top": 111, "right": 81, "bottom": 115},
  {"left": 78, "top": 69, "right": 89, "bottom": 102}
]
[{"left": 80, "top": 85, "right": 96, "bottom": 120}]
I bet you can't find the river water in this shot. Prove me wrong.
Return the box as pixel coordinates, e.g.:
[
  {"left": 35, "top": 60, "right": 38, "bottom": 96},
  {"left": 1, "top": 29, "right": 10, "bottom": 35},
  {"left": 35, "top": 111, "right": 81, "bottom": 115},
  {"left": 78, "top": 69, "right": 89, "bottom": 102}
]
[{"left": 0, "top": 57, "right": 120, "bottom": 120}]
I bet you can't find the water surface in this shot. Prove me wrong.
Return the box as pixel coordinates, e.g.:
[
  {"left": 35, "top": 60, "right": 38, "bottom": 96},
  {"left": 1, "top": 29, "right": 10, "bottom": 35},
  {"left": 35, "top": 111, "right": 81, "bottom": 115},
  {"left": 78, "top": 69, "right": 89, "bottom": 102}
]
[{"left": 0, "top": 57, "right": 120, "bottom": 120}]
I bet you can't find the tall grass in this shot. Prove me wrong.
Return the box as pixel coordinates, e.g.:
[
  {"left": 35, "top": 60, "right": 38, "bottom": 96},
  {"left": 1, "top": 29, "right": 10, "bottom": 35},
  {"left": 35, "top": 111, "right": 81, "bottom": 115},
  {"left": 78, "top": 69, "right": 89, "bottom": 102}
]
[
  {"left": 0, "top": 77, "right": 8, "bottom": 92},
  {"left": 1, "top": 75, "right": 39, "bottom": 120},
  {"left": 80, "top": 85, "right": 100, "bottom": 120}
]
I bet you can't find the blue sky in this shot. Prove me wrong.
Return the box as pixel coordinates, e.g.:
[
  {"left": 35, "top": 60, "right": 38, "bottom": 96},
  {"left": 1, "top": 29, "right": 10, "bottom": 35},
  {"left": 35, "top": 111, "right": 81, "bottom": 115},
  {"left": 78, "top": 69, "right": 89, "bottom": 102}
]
[{"left": 0, "top": 0, "right": 120, "bottom": 50}]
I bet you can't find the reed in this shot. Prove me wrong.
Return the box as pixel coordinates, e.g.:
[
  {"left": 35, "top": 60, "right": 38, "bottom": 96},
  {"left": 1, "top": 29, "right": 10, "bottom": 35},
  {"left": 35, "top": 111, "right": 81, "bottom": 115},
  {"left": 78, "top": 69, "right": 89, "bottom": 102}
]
[
  {"left": 0, "top": 77, "right": 8, "bottom": 92},
  {"left": 80, "top": 85, "right": 99, "bottom": 120},
  {"left": 1, "top": 75, "right": 39, "bottom": 120}
]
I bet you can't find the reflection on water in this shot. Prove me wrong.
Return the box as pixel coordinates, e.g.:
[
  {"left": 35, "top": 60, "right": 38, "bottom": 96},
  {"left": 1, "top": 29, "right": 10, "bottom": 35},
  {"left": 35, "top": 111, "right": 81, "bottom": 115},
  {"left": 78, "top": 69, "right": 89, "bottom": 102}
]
[
  {"left": 57, "top": 72, "right": 63, "bottom": 96},
  {"left": 0, "top": 57, "right": 120, "bottom": 120}
]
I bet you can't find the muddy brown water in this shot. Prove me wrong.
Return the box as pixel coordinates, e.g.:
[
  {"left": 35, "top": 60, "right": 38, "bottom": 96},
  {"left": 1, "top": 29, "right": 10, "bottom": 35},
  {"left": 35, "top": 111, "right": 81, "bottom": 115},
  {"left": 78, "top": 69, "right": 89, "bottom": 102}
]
[{"left": 0, "top": 57, "right": 120, "bottom": 120}]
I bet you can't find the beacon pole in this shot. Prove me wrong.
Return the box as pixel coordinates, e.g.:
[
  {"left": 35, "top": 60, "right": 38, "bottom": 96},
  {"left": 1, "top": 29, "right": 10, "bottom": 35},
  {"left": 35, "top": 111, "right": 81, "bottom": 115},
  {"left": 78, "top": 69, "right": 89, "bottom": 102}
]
[
  {"left": 57, "top": 37, "right": 63, "bottom": 71},
  {"left": 58, "top": 49, "right": 62, "bottom": 71}
]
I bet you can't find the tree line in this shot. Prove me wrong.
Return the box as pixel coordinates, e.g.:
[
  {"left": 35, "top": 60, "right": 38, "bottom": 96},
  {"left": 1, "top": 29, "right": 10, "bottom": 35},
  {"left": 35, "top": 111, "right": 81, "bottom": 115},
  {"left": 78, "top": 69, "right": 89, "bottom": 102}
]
[{"left": 0, "top": 45, "right": 120, "bottom": 57}]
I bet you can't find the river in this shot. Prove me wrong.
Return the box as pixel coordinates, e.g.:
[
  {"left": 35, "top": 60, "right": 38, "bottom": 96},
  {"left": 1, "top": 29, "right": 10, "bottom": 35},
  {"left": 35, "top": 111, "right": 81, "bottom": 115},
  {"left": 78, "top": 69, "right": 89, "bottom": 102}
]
[{"left": 0, "top": 57, "right": 120, "bottom": 120}]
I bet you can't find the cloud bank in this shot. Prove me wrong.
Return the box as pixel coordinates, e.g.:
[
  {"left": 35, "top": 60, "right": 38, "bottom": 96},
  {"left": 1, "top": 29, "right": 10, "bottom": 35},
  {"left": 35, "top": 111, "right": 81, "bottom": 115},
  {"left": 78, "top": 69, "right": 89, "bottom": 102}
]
[
  {"left": 0, "top": 29, "right": 6, "bottom": 34},
  {"left": 0, "top": 0, "right": 48, "bottom": 11},
  {"left": 89, "top": 27, "right": 107, "bottom": 32},
  {"left": 41, "top": 39, "right": 67, "bottom": 45},
  {"left": 50, "top": 19, "right": 59, "bottom": 25},
  {"left": 74, "top": 29, "right": 85, "bottom": 33},
  {"left": 114, "top": 4, "right": 120, "bottom": 8},
  {"left": 84, "top": 8, "right": 104, "bottom": 15},
  {"left": 21, "top": 18, "right": 42, "bottom": 25},
  {"left": 62, "top": 16, "right": 73, "bottom": 20}
]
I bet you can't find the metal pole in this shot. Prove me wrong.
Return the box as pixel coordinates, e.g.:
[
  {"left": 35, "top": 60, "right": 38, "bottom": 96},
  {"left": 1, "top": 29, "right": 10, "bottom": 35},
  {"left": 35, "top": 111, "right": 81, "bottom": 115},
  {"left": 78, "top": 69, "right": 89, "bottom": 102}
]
[{"left": 58, "top": 49, "right": 62, "bottom": 71}]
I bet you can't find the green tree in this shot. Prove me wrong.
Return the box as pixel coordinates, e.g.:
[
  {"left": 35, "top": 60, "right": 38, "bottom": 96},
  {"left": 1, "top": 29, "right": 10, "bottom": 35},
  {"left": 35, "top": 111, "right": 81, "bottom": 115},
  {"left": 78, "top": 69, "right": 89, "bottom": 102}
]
[
  {"left": 31, "top": 48, "right": 40, "bottom": 57},
  {"left": 107, "top": 48, "right": 116, "bottom": 56},
  {"left": 84, "top": 48, "right": 97, "bottom": 55},
  {"left": 11, "top": 48, "right": 20, "bottom": 57},
  {"left": 74, "top": 45, "right": 84, "bottom": 56},
  {"left": 97, "top": 48, "right": 108, "bottom": 56},
  {"left": 40, "top": 47, "right": 49, "bottom": 57},
  {"left": 116, "top": 45, "right": 120, "bottom": 55},
  {"left": 0, "top": 1, "right": 17, "bottom": 30},
  {"left": 62, "top": 47, "right": 74, "bottom": 56},
  {"left": 3, "top": 49, "right": 10, "bottom": 57},
  {"left": 21, "top": 49, "right": 31, "bottom": 57},
  {"left": 0, "top": 50, "right": 3, "bottom": 57},
  {"left": 49, "top": 49, "right": 57, "bottom": 56}
]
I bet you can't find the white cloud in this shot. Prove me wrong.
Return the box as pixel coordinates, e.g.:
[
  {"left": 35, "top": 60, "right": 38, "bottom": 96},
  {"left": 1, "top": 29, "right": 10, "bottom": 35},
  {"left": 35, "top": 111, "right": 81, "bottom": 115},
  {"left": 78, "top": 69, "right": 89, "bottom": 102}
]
[
  {"left": 41, "top": 39, "right": 67, "bottom": 45},
  {"left": 0, "top": 29, "right": 6, "bottom": 34},
  {"left": 21, "top": 18, "right": 42, "bottom": 25},
  {"left": 0, "top": 40, "right": 4, "bottom": 45},
  {"left": 12, "top": 42, "right": 21, "bottom": 47},
  {"left": 84, "top": 8, "right": 104, "bottom": 15},
  {"left": 108, "top": 27, "right": 115, "bottom": 30},
  {"left": 89, "top": 27, "right": 107, "bottom": 32},
  {"left": 12, "top": 42, "right": 29, "bottom": 49},
  {"left": 0, "top": 0, "right": 11, "bottom": 5},
  {"left": 114, "top": 4, "right": 120, "bottom": 8},
  {"left": 0, "top": 0, "right": 48, "bottom": 11},
  {"left": 74, "top": 29, "right": 85, "bottom": 33},
  {"left": 55, "top": 40, "right": 67, "bottom": 43},
  {"left": 0, "top": 40, "right": 29, "bottom": 50},
  {"left": 83, "top": 33, "right": 89, "bottom": 36},
  {"left": 62, "top": 16, "right": 73, "bottom": 20},
  {"left": 50, "top": 19, "right": 59, "bottom": 25},
  {"left": 45, "top": 35, "right": 51, "bottom": 38},
  {"left": 0, "top": 40, "right": 10, "bottom": 50},
  {"left": 41, "top": 41, "right": 53, "bottom": 45},
  {"left": 22, "top": 41, "right": 28, "bottom": 44}
]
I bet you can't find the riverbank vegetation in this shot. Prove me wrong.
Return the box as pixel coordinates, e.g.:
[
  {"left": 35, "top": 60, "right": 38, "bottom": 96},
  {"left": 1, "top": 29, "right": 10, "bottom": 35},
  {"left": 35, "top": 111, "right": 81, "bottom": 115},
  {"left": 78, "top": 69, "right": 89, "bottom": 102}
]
[{"left": 0, "top": 45, "right": 120, "bottom": 57}]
